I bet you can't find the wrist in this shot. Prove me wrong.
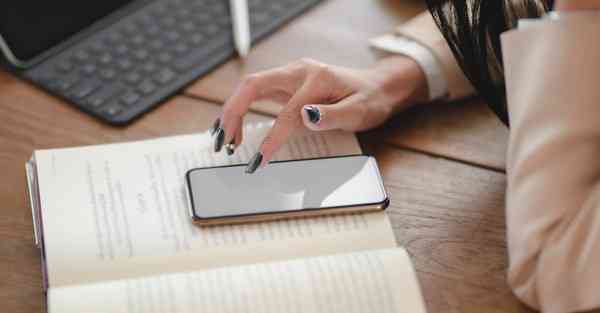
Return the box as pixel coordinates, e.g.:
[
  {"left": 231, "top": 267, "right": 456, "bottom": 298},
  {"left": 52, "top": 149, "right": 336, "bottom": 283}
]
[{"left": 369, "top": 55, "right": 429, "bottom": 113}]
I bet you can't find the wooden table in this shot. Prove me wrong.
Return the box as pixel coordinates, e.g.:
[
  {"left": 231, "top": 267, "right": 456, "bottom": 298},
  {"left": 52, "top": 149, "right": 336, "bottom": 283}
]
[{"left": 0, "top": 0, "right": 525, "bottom": 312}]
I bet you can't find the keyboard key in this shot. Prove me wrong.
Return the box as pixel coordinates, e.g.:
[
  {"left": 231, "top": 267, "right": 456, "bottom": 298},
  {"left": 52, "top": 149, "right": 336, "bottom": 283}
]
[
  {"left": 102, "top": 103, "right": 124, "bottom": 117},
  {"left": 86, "top": 97, "right": 106, "bottom": 108},
  {"left": 216, "top": 17, "right": 231, "bottom": 28},
  {"left": 146, "top": 24, "right": 160, "bottom": 36},
  {"left": 121, "top": 91, "right": 141, "bottom": 106},
  {"left": 172, "top": 43, "right": 189, "bottom": 55},
  {"left": 177, "top": 8, "right": 192, "bottom": 18},
  {"left": 204, "top": 24, "right": 220, "bottom": 36},
  {"left": 133, "top": 49, "right": 150, "bottom": 61},
  {"left": 85, "top": 84, "right": 124, "bottom": 109},
  {"left": 99, "top": 53, "right": 113, "bottom": 65},
  {"left": 158, "top": 52, "right": 173, "bottom": 63},
  {"left": 122, "top": 23, "right": 138, "bottom": 35},
  {"left": 89, "top": 41, "right": 105, "bottom": 53},
  {"left": 73, "top": 50, "right": 90, "bottom": 62},
  {"left": 270, "top": 3, "right": 285, "bottom": 12},
  {"left": 150, "top": 39, "right": 165, "bottom": 50},
  {"left": 138, "top": 80, "right": 157, "bottom": 95},
  {"left": 189, "top": 33, "right": 204, "bottom": 45},
  {"left": 155, "top": 68, "right": 176, "bottom": 84},
  {"left": 115, "top": 44, "right": 129, "bottom": 55},
  {"left": 105, "top": 32, "right": 123, "bottom": 44},
  {"left": 30, "top": 73, "right": 56, "bottom": 85},
  {"left": 46, "top": 74, "right": 79, "bottom": 91},
  {"left": 211, "top": 3, "right": 227, "bottom": 15},
  {"left": 248, "top": 0, "right": 264, "bottom": 8},
  {"left": 131, "top": 35, "right": 145, "bottom": 45},
  {"left": 151, "top": 6, "right": 167, "bottom": 18},
  {"left": 117, "top": 58, "right": 134, "bottom": 71},
  {"left": 50, "top": 78, "right": 77, "bottom": 92},
  {"left": 100, "top": 69, "right": 117, "bottom": 80},
  {"left": 124, "top": 72, "right": 142, "bottom": 84},
  {"left": 251, "top": 12, "right": 270, "bottom": 25},
  {"left": 136, "top": 14, "right": 154, "bottom": 27},
  {"left": 174, "top": 37, "right": 228, "bottom": 71},
  {"left": 167, "top": 0, "right": 183, "bottom": 9},
  {"left": 56, "top": 61, "right": 74, "bottom": 73},
  {"left": 165, "top": 31, "right": 181, "bottom": 42},
  {"left": 162, "top": 16, "right": 177, "bottom": 27},
  {"left": 69, "top": 81, "right": 100, "bottom": 99},
  {"left": 181, "top": 21, "right": 195, "bottom": 32},
  {"left": 141, "top": 62, "right": 158, "bottom": 74},
  {"left": 196, "top": 12, "right": 210, "bottom": 22},
  {"left": 81, "top": 64, "right": 97, "bottom": 76}
]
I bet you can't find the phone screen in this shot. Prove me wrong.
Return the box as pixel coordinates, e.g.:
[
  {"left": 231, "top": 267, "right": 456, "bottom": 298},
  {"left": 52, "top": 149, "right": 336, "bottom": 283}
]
[{"left": 186, "top": 155, "right": 387, "bottom": 220}]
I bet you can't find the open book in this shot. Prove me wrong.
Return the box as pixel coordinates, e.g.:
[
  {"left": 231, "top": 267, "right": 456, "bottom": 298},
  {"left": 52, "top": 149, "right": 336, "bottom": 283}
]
[{"left": 26, "top": 122, "right": 426, "bottom": 313}]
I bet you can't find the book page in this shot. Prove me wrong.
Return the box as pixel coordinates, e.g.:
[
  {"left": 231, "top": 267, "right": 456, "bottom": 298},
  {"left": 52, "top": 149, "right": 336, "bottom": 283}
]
[
  {"left": 48, "top": 248, "right": 426, "bottom": 313},
  {"left": 35, "top": 122, "right": 396, "bottom": 287}
]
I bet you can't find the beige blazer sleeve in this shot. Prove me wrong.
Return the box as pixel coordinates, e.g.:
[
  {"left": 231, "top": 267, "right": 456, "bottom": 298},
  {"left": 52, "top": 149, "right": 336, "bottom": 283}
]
[
  {"left": 395, "top": 12, "right": 475, "bottom": 100},
  {"left": 501, "top": 16, "right": 600, "bottom": 313}
]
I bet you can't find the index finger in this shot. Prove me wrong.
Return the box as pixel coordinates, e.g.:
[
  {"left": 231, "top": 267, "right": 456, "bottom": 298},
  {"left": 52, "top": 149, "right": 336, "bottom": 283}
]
[
  {"left": 245, "top": 81, "right": 322, "bottom": 173},
  {"left": 218, "top": 66, "right": 302, "bottom": 150}
]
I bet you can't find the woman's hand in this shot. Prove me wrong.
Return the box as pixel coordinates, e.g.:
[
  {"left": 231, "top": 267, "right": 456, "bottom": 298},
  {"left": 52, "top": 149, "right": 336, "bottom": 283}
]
[{"left": 211, "top": 56, "right": 428, "bottom": 173}]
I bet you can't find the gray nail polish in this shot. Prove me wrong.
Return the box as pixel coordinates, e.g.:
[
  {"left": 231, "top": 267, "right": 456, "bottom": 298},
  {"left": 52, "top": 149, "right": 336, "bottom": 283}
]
[
  {"left": 245, "top": 152, "right": 263, "bottom": 174},
  {"left": 214, "top": 128, "right": 225, "bottom": 152},
  {"left": 304, "top": 106, "right": 321, "bottom": 124},
  {"left": 210, "top": 118, "right": 221, "bottom": 136},
  {"left": 225, "top": 142, "right": 235, "bottom": 155}
]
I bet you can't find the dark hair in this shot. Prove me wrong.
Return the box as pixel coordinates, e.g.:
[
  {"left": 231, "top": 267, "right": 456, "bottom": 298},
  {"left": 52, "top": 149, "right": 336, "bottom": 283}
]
[{"left": 424, "top": 0, "right": 551, "bottom": 125}]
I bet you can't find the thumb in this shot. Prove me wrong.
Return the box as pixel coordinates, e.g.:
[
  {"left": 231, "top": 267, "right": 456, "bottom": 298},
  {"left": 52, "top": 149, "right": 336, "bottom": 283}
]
[{"left": 300, "top": 95, "right": 365, "bottom": 131}]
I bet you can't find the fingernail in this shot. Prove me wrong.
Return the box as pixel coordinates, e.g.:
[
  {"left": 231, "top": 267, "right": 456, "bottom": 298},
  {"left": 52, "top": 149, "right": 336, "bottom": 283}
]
[
  {"left": 304, "top": 106, "right": 321, "bottom": 124},
  {"left": 245, "top": 152, "right": 263, "bottom": 174},
  {"left": 225, "top": 141, "right": 235, "bottom": 155},
  {"left": 210, "top": 118, "right": 220, "bottom": 136},
  {"left": 214, "top": 128, "right": 225, "bottom": 152}
]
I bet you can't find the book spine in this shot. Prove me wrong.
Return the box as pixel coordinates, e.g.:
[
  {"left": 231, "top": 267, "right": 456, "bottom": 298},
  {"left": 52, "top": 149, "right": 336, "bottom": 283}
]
[{"left": 25, "top": 159, "right": 48, "bottom": 291}]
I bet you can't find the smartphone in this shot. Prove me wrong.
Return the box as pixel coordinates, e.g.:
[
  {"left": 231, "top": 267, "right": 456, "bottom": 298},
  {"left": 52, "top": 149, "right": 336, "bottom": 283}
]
[{"left": 186, "top": 155, "right": 389, "bottom": 226}]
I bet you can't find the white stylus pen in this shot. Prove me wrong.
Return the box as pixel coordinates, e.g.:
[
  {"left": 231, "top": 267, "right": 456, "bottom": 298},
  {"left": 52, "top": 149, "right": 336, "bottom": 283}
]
[{"left": 230, "top": 0, "right": 251, "bottom": 58}]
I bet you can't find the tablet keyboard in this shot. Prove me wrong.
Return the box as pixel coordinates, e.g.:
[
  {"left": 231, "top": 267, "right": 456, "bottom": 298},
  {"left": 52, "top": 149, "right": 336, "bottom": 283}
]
[{"left": 24, "top": 0, "right": 322, "bottom": 125}]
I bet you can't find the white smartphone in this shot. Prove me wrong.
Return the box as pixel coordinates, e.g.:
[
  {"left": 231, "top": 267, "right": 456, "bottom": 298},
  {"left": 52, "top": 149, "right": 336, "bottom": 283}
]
[{"left": 186, "top": 155, "right": 389, "bottom": 226}]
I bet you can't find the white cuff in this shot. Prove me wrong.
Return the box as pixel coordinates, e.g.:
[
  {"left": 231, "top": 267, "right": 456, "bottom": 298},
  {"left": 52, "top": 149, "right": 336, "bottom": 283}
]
[{"left": 370, "top": 34, "right": 449, "bottom": 101}]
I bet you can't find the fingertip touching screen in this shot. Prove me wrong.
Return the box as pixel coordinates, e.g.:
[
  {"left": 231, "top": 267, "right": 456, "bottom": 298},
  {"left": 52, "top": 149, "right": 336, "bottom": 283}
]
[
  {"left": 187, "top": 156, "right": 387, "bottom": 219},
  {"left": 0, "top": 1, "right": 133, "bottom": 62}
]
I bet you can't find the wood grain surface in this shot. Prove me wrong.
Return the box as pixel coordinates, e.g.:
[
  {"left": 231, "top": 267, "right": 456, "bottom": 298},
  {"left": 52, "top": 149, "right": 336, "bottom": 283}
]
[{"left": 381, "top": 98, "right": 508, "bottom": 171}]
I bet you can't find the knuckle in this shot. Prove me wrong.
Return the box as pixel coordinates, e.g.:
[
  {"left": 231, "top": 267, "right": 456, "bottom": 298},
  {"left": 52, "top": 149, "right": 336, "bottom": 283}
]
[
  {"left": 313, "top": 64, "right": 332, "bottom": 80},
  {"left": 304, "top": 61, "right": 332, "bottom": 82},
  {"left": 241, "top": 73, "right": 261, "bottom": 90},
  {"left": 297, "top": 57, "right": 318, "bottom": 67}
]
